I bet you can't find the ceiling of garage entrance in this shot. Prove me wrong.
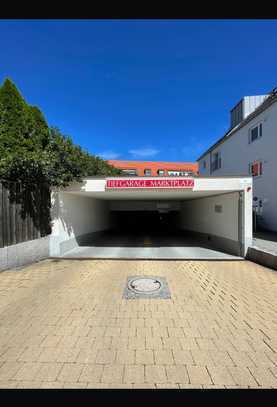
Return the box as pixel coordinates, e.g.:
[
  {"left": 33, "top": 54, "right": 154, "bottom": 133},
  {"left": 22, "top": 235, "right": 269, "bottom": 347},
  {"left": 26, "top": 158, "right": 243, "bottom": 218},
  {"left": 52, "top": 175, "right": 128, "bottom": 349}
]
[{"left": 64, "top": 189, "right": 235, "bottom": 200}]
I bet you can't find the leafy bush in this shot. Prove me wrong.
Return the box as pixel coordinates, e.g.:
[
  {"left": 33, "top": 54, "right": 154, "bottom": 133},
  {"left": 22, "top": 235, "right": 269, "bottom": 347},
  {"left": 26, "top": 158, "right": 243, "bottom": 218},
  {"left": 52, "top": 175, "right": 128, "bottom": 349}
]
[
  {"left": 0, "top": 78, "right": 121, "bottom": 237},
  {"left": 0, "top": 78, "right": 121, "bottom": 187}
]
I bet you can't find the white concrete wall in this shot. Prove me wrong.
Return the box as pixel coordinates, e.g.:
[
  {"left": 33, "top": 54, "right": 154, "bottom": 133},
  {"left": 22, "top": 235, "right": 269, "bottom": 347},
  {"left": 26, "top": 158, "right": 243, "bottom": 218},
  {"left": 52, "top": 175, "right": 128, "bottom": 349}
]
[
  {"left": 198, "top": 100, "right": 277, "bottom": 231},
  {"left": 180, "top": 192, "right": 239, "bottom": 241},
  {"left": 0, "top": 236, "right": 50, "bottom": 271},
  {"left": 64, "top": 176, "right": 252, "bottom": 199},
  {"left": 50, "top": 192, "right": 110, "bottom": 255}
]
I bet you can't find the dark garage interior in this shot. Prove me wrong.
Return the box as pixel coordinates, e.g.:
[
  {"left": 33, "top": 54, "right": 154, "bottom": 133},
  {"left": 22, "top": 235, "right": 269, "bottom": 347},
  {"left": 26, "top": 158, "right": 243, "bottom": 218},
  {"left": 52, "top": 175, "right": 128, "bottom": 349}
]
[{"left": 80, "top": 209, "right": 219, "bottom": 249}]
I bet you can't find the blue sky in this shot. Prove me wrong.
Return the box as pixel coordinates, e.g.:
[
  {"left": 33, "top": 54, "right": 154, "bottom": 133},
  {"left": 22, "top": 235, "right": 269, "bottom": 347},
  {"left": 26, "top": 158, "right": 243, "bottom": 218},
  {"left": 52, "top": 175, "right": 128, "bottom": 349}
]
[{"left": 0, "top": 19, "right": 276, "bottom": 162}]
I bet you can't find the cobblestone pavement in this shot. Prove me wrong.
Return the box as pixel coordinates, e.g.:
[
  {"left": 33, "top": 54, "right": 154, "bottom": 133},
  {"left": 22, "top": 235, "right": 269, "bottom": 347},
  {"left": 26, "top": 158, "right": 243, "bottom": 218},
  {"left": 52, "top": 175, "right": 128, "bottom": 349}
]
[{"left": 0, "top": 259, "right": 276, "bottom": 389}]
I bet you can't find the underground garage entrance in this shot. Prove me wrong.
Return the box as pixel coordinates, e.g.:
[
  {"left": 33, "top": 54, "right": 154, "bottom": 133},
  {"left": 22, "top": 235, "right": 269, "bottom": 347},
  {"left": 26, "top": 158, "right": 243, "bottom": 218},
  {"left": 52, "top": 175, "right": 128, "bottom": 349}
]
[{"left": 50, "top": 176, "right": 253, "bottom": 260}]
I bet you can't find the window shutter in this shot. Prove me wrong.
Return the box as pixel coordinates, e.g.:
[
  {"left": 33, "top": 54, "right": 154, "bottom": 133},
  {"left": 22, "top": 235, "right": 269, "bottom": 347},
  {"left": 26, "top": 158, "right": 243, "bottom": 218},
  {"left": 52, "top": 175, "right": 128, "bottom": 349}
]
[
  {"left": 259, "top": 162, "right": 263, "bottom": 175},
  {"left": 259, "top": 123, "right": 262, "bottom": 138},
  {"left": 253, "top": 162, "right": 259, "bottom": 176}
]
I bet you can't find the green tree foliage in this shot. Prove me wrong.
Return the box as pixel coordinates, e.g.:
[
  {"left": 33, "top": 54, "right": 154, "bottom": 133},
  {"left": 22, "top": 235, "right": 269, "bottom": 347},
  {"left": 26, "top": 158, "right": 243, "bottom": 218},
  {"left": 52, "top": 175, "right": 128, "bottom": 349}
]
[
  {"left": 0, "top": 78, "right": 121, "bottom": 187},
  {"left": 45, "top": 127, "right": 121, "bottom": 187}
]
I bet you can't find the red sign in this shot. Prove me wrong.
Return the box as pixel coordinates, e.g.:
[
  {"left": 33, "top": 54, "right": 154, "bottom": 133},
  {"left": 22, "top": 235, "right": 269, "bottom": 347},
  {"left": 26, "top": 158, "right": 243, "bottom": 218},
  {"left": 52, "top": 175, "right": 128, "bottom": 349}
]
[{"left": 106, "top": 178, "right": 194, "bottom": 189}]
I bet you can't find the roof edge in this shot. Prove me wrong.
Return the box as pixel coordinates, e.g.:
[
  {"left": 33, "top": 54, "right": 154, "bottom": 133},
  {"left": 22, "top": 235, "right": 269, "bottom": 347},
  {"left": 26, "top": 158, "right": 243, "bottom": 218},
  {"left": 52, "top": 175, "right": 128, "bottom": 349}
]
[
  {"left": 108, "top": 160, "right": 197, "bottom": 165},
  {"left": 197, "top": 88, "right": 277, "bottom": 161}
]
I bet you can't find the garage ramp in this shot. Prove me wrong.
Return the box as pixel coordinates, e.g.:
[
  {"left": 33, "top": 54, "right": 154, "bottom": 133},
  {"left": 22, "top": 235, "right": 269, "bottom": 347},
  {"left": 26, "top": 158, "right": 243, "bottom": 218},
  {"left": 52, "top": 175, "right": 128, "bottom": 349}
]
[{"left": 58, "top": 231, "right": 242, "bottom": 260}]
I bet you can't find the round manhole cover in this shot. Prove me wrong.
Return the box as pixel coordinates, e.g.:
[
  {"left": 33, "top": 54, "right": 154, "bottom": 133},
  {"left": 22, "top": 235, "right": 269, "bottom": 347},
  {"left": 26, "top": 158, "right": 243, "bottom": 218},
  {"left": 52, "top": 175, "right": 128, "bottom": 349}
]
[{"left": 128, "top": 277, "right": 162, "bottom": 293}]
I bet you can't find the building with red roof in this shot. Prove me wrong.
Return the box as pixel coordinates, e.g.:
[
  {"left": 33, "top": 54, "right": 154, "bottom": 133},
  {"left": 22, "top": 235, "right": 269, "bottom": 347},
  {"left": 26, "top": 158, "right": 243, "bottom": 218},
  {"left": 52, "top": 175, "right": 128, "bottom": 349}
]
[{"left": 108, "top": 160, "right": 198, "bottom": 177}]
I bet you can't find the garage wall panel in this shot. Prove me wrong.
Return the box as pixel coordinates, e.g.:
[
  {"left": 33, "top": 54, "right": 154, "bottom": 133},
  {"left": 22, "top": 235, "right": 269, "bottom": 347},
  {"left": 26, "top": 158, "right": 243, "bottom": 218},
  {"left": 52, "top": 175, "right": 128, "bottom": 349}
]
[
  {"left": 180, "top": 192, "right": 239, "bottom": 241},
  {"left": 50, "top": 192, "right": 110, "bottom": 255}
]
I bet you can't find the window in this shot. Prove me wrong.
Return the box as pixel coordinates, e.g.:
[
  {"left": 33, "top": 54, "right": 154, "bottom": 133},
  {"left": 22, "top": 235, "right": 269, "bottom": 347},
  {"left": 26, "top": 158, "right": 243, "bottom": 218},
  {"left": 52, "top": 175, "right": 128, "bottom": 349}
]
[
  {"left": 144, "top": 169, "right": 151, "bottom": 176},
  {"left": 211, "top": 151, "right": 221, "bottom": 172},
  {"left": 168, "top": 170, "right": 180, "bottom": 176},
  {"left": 157, "top": 169, "right": 165, "bottom": 176},
  {"left": 249, "top": 123, "right": 262, "bottom": 143},
  {"left": 251, "top": 126, "right": 258, "bottom": 142},
  {"left": 249, "top": 161, "right": 263, "bottom": 177},
  {"left": 122, "top": 169, "right": 138, "bottom": 176},
  {"left": 202, "top": 160, "right": 206, "bottom": 169},
  {"left": 168, "top": 170, "right": 193, "bottom": 177},
  {"left": 231, "top": 100, "right": 243, "bottom": 128}
]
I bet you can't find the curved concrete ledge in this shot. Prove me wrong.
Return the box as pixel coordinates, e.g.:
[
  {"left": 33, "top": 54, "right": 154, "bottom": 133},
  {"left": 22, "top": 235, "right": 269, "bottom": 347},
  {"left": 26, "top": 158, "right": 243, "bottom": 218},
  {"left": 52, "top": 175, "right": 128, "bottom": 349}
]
[{"left": 246, "top": 246, "right": 277, "bottom": 270}]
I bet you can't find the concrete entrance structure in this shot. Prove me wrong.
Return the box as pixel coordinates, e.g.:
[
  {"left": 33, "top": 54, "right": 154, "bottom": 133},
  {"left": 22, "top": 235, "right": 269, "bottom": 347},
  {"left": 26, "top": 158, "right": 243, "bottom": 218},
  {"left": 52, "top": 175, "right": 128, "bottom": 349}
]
[{"left": 50, "top": 176, "right": 253, "bottom": 260}]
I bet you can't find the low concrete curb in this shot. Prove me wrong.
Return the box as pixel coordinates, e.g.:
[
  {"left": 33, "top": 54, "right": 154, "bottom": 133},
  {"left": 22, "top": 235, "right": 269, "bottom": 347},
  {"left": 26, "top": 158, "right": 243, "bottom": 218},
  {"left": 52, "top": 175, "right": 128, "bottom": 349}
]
[
  {"left": 246, "top": 246, "right": 277, "bottom": 270},
  {"left": 0, "top": 236, "right": 50, "bottom": 272}
]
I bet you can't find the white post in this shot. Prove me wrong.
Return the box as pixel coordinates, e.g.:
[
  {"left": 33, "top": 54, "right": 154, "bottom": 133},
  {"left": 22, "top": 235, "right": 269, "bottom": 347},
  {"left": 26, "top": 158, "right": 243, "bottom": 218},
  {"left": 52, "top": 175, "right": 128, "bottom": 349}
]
[{"left": 243, "top": 181, "right": 253, "bottom": 255}]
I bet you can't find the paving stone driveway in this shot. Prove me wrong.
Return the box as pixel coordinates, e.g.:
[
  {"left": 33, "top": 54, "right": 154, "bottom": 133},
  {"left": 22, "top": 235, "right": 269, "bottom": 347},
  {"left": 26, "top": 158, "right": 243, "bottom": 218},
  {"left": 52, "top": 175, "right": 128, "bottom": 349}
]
[{"left": 0, "top": 259, "right": 277, "bottom": 389}]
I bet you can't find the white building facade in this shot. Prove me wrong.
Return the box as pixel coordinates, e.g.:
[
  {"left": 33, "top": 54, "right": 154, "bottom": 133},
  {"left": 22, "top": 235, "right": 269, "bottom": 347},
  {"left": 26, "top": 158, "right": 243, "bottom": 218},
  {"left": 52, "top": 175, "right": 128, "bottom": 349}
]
[{"left": 197, "top": 89, "right": 277, "bottom": 232}]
